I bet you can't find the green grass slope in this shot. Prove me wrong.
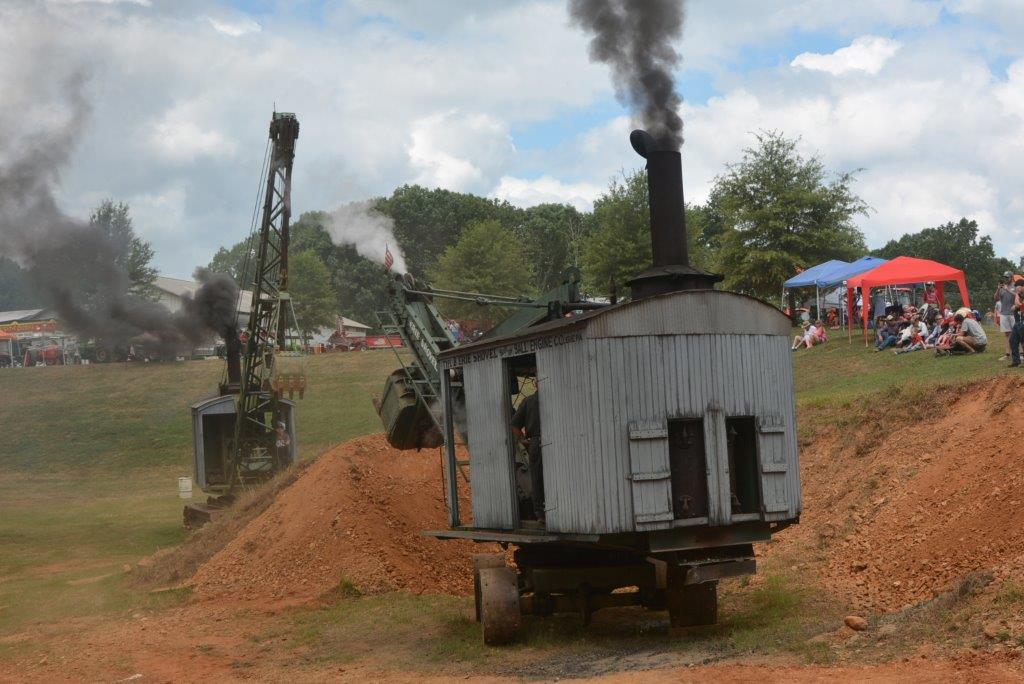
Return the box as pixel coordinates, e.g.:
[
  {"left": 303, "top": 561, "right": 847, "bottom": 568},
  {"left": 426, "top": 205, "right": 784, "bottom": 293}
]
[{"left": 0, "top": 351, "right": 400, "bottom": 637}]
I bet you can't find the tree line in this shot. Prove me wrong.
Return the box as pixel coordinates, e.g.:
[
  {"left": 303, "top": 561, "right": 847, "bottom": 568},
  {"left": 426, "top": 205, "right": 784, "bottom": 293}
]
[{"left": 1, "top": 130, "right": 1014, "bottom": 328}]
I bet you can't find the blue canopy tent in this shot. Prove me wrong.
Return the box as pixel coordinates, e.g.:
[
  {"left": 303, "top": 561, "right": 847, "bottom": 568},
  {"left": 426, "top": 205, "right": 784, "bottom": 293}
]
[
  {"left": 782, "top": 260, "right": 850, "bottom": 323},
  {"left": 814, "top": 256, "right": 888, "bottom": 288},
  {"left": 782, "top": 257, "right": 891, "bottom": 327},
  {"left": 783, "top": 260, "right": 849, "bottom": 289},
  {"left": 810, "top": 256, "right": 889, "bottom": 336}
]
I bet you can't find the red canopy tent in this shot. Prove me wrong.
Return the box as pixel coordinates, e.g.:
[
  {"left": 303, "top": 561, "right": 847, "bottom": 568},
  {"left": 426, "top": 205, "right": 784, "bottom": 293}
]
[{"left": 846, "top": 256, "right": 971, "bottom": 343}]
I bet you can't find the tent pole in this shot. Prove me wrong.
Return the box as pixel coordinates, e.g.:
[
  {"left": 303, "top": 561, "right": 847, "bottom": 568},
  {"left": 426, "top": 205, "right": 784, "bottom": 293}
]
[{"left": 863, "top": 284, "right": 870, "bottom": 347}]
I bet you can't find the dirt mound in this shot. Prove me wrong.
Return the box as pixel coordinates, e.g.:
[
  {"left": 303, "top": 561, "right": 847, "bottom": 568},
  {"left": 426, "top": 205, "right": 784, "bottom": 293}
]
[
  {"left": 790, "top": 375, "right": 1024, "bottom": 613},
  {"left": 190, "top": 434, "right": 495, "bottom": 605}
]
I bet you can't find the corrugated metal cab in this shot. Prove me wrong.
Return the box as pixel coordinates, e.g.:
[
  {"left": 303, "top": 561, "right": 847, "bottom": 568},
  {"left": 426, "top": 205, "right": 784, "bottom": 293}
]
[{"left": 438, "top": 289, "right": 800, "bottom": 537}]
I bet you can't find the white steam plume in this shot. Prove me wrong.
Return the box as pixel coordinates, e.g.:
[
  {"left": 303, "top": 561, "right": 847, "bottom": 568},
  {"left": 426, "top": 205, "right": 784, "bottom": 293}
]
[{"left": 325, "top": 200, "right": 407, "bottom": 273}]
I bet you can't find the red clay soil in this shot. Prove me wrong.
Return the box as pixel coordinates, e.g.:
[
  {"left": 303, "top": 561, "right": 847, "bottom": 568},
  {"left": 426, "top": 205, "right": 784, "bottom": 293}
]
[
  {"left": 785, "top": 375, "right": 1024, "bottom": 613},
  {"left": 190, "top": 434, "right": 496, "bottom": 605}
]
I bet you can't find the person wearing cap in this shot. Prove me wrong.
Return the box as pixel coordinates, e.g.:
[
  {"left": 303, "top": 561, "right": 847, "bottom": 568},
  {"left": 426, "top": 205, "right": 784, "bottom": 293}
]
[
  {"left": 953, "top": 312, "right": 987, "bottom": 354},
  {"left": 274, "top": 420, "right": 292, "bottom": 468},
  {"left": 995, "top": 271, "right": 1017, "bottom": 360},
  {"left": 874, "top": 315, "right": 901, "bottom": 351},
  {"left": 791, "top": 320, "right": 817, "bottom": 350}
]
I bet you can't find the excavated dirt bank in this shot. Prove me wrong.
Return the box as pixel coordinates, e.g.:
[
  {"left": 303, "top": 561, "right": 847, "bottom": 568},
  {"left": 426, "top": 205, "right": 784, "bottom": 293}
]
[
  {"left": 787, "top": 374, "right": 1024, "bottom": 613},
  {"left": 190, "top": 376, "right": 1024, "bottom": 616},
  {"left": 191, "top": 434, "right": 495, "bottom": 605}
]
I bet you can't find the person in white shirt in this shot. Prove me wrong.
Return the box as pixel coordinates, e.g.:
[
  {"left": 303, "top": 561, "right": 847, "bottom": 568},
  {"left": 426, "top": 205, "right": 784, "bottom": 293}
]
[{"left": 791, "top": 321, "right": 818, "bottom": 350}]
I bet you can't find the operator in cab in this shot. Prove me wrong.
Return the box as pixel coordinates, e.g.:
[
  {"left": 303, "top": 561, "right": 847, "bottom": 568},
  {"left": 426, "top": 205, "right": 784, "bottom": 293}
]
[
  {"left": 274, "top": 421, "right": 292, "bottom": 468},
  {"left": 511, "top": 391, "right": 544, "bottom": 523}
]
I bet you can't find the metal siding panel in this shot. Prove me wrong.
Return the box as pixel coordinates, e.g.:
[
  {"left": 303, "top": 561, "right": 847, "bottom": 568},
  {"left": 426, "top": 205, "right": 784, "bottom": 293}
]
[
  {"left": 583, "top": 291, "right": 791, "bottom": 338},
  {"left": 589, "top": 340, "right": 606, "bottom": 531},
  {"left": 583, "top": 342, "right": 604, "bottom": 531},
  {"left": 603, "top": 339, "right": 632, "bottom": 532},
  {"left": 538, "top": 346, "right": 566, "bottom": 531},
  {"left": 464, "top": 359, "right": 516, "bottom": 529}
]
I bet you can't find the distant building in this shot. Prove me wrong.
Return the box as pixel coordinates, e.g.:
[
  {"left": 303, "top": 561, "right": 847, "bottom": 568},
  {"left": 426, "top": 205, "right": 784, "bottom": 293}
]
[
  {"left": 0, "top": 308, "right": 62, "bottom": 341},
  {"left": 153, "top": 275, "right": 252, "bottom": 318},
  {"left": 306, "top": 316, "right": 372, "bottom": 348}
]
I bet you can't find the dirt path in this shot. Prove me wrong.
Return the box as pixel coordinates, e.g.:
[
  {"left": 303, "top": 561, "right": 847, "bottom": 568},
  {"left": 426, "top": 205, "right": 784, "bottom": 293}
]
[{"left": 4, "top": 599, "right": 1022, "bottom": 683}]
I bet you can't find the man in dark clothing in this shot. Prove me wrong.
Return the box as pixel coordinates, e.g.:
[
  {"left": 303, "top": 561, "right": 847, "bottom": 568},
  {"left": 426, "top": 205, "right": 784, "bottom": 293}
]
[
  {"left": 511, "top": 391, "right": 544, "bottom": 522},
  {"left": 1009, "top": 281, "right": 1024, "bottom": 367}
]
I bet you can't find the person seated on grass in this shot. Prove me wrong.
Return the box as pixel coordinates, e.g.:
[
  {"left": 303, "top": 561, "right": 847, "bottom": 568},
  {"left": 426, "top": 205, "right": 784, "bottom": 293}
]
[
  {"left": 874, "top": 315, "right": 904, "bottom": 351},
  {"left": 791, "top": 321, "right": 818, "bottom": 350},
  {"left": 898, "top": 314, "right": 928, "bottom": 347},
  {"left": 874, "top": 316, "right": 890, "bottom": 346},
  {"left": 895, "top": 323, "right": 927, "bottom": 354},
  {"left": 934, "top": 319, "right": 958, "bottom": 354},
  {"left": 952, "top": 312, "right": 987, "bottom": 354},
  {"left": 925, "top": 316, "right": 945, "bottom": 346},
  {"left": 812, "top": 319, "right": 828, "bottom": 344}
]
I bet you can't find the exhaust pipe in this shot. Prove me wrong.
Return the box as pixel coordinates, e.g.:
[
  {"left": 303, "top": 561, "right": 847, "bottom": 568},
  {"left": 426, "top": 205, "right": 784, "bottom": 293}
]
[{"left": 627, "top": 129, "right": 721, "bottom": 299}]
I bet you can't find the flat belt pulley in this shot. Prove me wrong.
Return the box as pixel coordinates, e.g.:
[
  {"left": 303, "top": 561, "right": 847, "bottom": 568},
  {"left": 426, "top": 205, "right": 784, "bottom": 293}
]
[{"left": 475, "top": 560, "right": 521, "bottom": 645}]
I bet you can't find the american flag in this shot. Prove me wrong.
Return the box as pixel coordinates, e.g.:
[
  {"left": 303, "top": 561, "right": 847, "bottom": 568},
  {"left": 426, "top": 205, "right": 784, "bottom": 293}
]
[{"left": 383, "top": 244, "right": 394, "bottom": 271}]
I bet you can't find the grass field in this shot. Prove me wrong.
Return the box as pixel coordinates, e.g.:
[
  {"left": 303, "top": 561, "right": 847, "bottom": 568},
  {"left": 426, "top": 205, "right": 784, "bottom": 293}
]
[
  {"left": 0, "top": 351, "right": 401, "bottom": 637},
  {"left": 0, "top": 327, "right": 1013, "bottom": 654}
]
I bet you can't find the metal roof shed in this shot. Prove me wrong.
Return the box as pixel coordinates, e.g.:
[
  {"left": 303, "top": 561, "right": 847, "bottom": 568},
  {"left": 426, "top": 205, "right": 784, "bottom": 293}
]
[{"left": 437, "top": 288, "right": 800, "bottom": 542}]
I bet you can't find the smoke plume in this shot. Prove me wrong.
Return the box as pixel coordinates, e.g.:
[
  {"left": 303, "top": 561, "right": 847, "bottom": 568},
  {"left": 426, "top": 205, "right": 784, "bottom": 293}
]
[
  {"left": 0, "top": 7, "right": 238, "bottom": 351},
  {"left": 569, "top": 0, "right": 685, "bottom": 150},
  {"left": 325, "top": 200, "right": 408, "bottom": 273}
]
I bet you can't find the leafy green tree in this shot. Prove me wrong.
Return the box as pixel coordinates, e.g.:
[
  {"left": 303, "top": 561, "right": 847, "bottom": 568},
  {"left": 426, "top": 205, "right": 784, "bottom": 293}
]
[
  {"left": 376, "top": 185, "right": 524, "bottom": 278},
  {"left": 581, "top": 170, "right": 651, "bottom": 297},
  {"left": 711, "top": 131, "right": 868, "bottom": 300},
  {"left": 873, "top": 217, "right": 1014, "bottom": 308},
  {"left": 89, "top": 200, "right": 157, "bottom": 298},
  {"left": 429, "top": 220, "right": 535, "bottom": 323},
  {"left": 290, "top": 211, "right": 390, "bottom": 326},
  {"left": 288, "top": 251, "right": 336, "bottom": 333},
  {"left": 208, "top": 241, "right": 253, "bottom": 285},
  {"left": 516, "top": 203, "right": 591, "bottom": 292},
  {"left": 580, "top": 170, "right": 712, "bottom": 297}
]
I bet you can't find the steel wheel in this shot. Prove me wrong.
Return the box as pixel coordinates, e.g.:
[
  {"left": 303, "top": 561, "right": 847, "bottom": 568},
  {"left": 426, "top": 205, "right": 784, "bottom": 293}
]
[
  {"left": 473, "top": 554, "right": 507, "bottom": 622},
  {"left": 478, "top": 567, "right": 521, "bottom": 645}
]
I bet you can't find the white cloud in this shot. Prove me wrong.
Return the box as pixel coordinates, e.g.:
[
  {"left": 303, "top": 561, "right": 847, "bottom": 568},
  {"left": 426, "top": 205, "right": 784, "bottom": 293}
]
[
  {"left": 206, "top": 17, "right": 261, "bottom": 38},
  {"left": 491, "top": 175, "right": 602, "bottom": 211},
  {"left": 792, "top": 36, "right": 902, "bottom": 75},
  {"left": 147, "top": 103, "right": 237, "bottom": 163},
  {"left": 407, "top": 110, "right": 514, "bottom": 192}
]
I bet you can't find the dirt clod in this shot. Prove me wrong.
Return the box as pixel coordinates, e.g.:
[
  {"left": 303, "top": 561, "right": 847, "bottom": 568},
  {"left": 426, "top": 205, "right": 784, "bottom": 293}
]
[{"left": 844, "top": 615, "right": 868, "bottom": 631}]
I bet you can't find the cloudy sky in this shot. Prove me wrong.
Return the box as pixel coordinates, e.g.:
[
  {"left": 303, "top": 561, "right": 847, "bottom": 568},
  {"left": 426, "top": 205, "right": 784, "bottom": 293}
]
[{"left": 6, "top": 0, "right": 1024, "bottom": 277}]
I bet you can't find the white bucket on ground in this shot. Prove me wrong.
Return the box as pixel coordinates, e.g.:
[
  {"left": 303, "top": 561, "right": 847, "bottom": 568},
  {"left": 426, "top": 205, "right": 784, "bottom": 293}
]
[{"left": 178, "top": 476, "right": 193, "bottom": 499}]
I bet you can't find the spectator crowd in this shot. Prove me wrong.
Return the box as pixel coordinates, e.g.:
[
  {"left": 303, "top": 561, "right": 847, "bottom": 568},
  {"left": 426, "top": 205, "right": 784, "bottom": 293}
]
[{"left": 793, "top": 273, "right": 1024, "bottom": 365}]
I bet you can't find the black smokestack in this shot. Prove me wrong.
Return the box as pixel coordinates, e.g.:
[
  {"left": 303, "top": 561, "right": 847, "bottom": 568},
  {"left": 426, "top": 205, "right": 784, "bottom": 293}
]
[
  {"left": 569, "top": 0, "right": 685, "bottom": 150},
  {"left": 0, "top": 13, "right": 239, "bottom": 351},
  {"left": 630, "top": 129, "right": 686, "bottom": 267},
  {"left": 626, "top": 128, "right": 721, "bottom": 298}
]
